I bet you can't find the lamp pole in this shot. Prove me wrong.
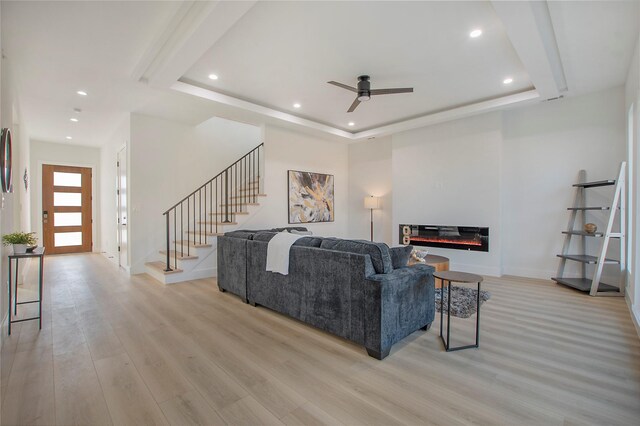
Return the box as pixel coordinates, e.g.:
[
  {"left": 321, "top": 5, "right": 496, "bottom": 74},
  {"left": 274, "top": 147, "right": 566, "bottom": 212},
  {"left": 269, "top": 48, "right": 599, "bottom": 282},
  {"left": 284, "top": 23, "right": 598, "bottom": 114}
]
[{"left": 370, "top": 207, "right": 374, "bottom": 241}]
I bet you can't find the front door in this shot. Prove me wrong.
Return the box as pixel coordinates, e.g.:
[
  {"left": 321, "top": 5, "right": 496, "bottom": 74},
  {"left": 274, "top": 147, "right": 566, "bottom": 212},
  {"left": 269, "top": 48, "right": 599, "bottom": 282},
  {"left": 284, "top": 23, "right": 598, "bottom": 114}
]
[{"left": 42, "top": 164, "right": 92, "bottom": 254}]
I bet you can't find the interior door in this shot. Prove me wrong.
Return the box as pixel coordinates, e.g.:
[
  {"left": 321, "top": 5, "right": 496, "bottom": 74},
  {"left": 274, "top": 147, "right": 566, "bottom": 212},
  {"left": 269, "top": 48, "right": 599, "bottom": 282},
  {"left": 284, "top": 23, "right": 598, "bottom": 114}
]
[
  {"left": 42, "top": 164, "right": 92, "bottom": 254},
  {"left": 117, "top": 147, "right": 128, "bottom": 267}
]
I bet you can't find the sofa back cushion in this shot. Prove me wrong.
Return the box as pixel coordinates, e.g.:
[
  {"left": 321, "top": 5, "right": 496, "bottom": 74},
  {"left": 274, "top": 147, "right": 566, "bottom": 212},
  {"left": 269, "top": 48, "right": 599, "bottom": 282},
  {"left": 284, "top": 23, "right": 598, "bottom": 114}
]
[
  {"left": 252, "top": 231, "right": 323, "bottom": 248},
  {"left": 320, "top": 239, "right": 392, "bottom": 274},
  {"left": 224, "top": 230, "right": 258, "bottom": 240},
  {"left": 390, "top": 245, "right": 413, "bottom": 269}
]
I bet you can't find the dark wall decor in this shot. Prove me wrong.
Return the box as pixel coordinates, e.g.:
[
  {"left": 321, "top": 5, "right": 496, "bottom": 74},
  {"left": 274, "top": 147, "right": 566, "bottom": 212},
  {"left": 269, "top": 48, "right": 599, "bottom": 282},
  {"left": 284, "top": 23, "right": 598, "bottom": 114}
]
[
  {"left": 1, "top": 128, "right": 13, "bottom": 193},
  {"left": 288, "top": 170, "right": 334, "bottom": 223},
  {"left": 400, "top": 224, "right": 489, "bottom": 252}
]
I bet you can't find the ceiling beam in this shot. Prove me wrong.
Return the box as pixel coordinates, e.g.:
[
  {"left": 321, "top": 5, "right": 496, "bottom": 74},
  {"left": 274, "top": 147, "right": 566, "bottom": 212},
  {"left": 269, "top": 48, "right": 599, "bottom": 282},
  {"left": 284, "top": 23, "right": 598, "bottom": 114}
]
[
  {"left": 133, "top": 0, "right": 257, "bottom": 88},
  {"left": 173, "top": 80, "right": 539, "bottom": 143},
  {"left": 491, "top": 0, "right": 567, "bottom": 99}
]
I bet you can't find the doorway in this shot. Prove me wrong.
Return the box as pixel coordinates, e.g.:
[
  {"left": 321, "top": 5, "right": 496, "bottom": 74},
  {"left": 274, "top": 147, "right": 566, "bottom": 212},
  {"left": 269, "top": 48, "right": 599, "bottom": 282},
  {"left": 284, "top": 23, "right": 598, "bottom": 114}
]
[
  {"left": 42, "top": 164, "right": 93, "bottom": 254},
  {"left": 117, "top": 146, "right": 128, "bottom": 267}
]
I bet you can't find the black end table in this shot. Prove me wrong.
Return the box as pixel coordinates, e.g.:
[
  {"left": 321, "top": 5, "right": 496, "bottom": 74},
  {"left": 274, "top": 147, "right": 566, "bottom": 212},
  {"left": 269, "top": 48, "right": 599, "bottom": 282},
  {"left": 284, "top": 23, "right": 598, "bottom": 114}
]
[
  {"left": 8, "top": 247, "right": 45, "bottom": 335},
  {"left": 433, "top": 270, "right": 483, "bottom": 352}
]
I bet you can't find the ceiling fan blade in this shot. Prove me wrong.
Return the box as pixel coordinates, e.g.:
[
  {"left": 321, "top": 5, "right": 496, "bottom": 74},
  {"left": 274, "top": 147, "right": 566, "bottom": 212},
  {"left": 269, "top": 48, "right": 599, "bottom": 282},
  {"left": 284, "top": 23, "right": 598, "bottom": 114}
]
[
  {"left": 370, "top": 87, "right": 414, "bottom": 95},
  {"left": 347, "top": 97, "right": 361, "bottom": 113},
  {"left": 328, "top": 81, "right": 358, "bottom": 93}
]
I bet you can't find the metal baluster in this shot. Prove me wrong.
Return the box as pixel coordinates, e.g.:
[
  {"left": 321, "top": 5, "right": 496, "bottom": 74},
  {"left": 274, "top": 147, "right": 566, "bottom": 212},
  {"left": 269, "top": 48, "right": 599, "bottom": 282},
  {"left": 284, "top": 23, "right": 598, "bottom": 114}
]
[
  {"left": 199, "top": 189, "right": 202, "bottom": 244},
  {"left": 181, "top": 202, "right": 184, "bottom": 259},
  {"left": 173, "top": 210, "right": 177, "bottom": 269},
  {"left": 193, "top": 195, "right": 196, "bottom": 245},
  {"left": 187, "top": 199, "right": 190, "bottom": 256}
]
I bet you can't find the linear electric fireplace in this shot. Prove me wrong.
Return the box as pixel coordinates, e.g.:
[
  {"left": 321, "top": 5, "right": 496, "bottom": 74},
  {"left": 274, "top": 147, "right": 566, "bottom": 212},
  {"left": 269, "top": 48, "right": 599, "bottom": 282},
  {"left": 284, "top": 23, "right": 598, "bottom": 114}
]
[{"left": 400, "top": 225, "right": 489, "bottom": 252}]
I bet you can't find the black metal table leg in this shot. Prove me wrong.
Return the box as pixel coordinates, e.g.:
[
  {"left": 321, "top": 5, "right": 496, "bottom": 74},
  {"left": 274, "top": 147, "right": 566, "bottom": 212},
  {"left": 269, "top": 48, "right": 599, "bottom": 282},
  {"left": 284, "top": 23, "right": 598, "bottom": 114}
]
[
  {"left": 39, "top": 255, "right": 44, "bottom": 329},
  {"left": 14, "top": 257, "right": 19, "bottom": 315},
  {"left": 7, "top": 258, "right": 11, "bottom": 335}
]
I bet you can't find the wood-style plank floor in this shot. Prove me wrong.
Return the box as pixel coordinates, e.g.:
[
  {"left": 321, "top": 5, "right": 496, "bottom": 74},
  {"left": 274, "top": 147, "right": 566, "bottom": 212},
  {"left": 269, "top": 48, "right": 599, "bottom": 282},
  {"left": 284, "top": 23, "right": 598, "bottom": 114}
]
[{"left": 1, "top": 253, "right": 639, "bottom": 425}]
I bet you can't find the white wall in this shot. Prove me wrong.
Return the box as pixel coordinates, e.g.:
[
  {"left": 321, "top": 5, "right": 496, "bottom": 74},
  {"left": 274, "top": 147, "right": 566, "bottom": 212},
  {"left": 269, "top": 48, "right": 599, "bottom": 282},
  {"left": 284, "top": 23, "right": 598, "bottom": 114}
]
[
  {"left": 347, "top": 87, "right": 626, "bottom": 279},
  {"left": 348, "top": 136, "right": 393, "bottom": 244},
  {"left": 29, "top": 140, "right": 101, "bottom": 250},
  {"left": 128, "top": 113, "right": 261, "bottom": 274},
  {"left": 0, "top": 52, "right": 32, "bottom": 337},
  {"left": 100, "top": 117, "right": 129, "bottom": 264},
  {"left": 502, "top": 88, "right": 626, "bottom": 279},
  {"left": 392, "top": 113, "right": 503, "bottom": 276},
  {"left": 239, "top": 124, "right": 350, "bottom": 238},
  {"left": 625, "top": 29, "right": 640, "bottom": 330}
]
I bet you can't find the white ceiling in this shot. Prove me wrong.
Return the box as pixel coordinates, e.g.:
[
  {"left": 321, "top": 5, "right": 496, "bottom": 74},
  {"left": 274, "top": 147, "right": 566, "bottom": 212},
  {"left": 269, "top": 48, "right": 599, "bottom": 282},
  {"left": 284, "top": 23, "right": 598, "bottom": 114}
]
[
  {"left": 182, "top": 1, "right": 534, "bottom": 132},
  {"left": 1, "top": 1, "right": 639, "bottom": 146},
  {"left": 1, "top": 1, "right": 181, "bottom": 146}
]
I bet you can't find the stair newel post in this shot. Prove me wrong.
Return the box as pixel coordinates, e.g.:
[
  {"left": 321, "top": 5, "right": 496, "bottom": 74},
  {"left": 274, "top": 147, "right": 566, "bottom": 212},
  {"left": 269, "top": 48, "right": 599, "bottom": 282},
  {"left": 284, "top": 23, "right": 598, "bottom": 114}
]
[
  {"left": 164, "top": 212, "right": 172, "bottom": 272},
  {"left": 215, "top": 177, "right": 219, "bottom": 234},
  {"left": 257, "top": 145, "right": 261, "bottom": 195},
  {"left": 186, "top": 198, "right": 190, "bottom": 256},
  {"left": 174, "top": 209, "right": 177, "bottom": 268}
]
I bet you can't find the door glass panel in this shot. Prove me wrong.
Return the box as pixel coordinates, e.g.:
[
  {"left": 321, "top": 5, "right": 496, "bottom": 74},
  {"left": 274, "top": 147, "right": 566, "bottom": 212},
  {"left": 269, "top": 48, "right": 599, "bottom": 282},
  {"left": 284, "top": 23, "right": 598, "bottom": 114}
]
[
  {"left": 54, "top": 192, "right": 81, "bottom": 206},
  {"left": 54, "top": 232, "right": 82, "bottom": 247},
  {"left": 54, "top": 212, "right": 82, "bottom": 226},
  {"left": 54, "top": 172, "right": 81, "bottom": 187}
]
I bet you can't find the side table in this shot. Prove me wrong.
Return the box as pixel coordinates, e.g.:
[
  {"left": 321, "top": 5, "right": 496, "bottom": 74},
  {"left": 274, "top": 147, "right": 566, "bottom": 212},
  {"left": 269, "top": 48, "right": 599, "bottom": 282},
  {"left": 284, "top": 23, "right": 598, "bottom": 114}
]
[
  {"left": 409, "top": 254, "right": 449, "bottom": 288},
  {"left": 433, "top": 270, "right": 483, "bottom": 352},
  {"left": 8, "top": 247, "right": 45, "bottom": 335}
]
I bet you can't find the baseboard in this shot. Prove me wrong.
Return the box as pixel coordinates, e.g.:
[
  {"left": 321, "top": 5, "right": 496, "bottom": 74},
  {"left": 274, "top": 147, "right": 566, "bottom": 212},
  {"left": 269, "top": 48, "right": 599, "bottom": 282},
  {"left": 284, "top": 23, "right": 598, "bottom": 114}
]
[
  {"left": 501, "top": 266, "right": 556, "bottom": 280},
  {"left": 449, "top": 262, "right": 501, "bottom": 277},
  {"left": 626, "top": 294, "right": 640, "bottom": 339}
]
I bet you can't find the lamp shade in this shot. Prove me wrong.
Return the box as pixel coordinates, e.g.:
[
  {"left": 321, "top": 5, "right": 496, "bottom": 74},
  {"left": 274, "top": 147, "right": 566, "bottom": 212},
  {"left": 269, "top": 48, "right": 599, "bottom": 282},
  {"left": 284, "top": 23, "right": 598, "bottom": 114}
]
[{"left": 364, "top": 196, "right": 380, "bottom": 209}]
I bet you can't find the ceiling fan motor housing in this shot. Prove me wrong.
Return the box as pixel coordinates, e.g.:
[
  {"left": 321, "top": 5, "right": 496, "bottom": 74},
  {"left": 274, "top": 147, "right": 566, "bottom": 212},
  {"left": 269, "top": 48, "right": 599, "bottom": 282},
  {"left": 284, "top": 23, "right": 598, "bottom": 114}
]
[{"left": 357, "top": 75, "right": 371, "bottom": 101}]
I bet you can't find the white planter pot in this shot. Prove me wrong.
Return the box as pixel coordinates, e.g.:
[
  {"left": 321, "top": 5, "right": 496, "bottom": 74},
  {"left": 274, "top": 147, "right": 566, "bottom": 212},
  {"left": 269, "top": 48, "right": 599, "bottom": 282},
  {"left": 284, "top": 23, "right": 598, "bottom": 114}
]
[{"left": 13, "top": 244, "right": 27, "bottom": 254}]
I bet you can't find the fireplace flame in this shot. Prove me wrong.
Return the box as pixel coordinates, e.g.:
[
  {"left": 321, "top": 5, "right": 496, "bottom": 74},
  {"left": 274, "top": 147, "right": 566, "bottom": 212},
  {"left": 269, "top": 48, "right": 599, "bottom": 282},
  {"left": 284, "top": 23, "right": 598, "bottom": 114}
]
[{"left": 409, "top": 236, "right": 482, "bottom": 246}]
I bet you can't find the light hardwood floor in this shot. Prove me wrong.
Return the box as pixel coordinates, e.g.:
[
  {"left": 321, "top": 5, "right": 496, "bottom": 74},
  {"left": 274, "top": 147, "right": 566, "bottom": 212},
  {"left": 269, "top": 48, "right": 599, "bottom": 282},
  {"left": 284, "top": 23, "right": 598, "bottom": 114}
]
[{"left": 1, "top": 253, "right": 639, "bottom": 425}]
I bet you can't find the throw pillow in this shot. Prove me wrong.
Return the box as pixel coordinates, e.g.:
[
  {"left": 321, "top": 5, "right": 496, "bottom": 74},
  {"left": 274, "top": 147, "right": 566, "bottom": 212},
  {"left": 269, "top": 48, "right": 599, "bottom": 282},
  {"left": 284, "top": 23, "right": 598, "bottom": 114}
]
[
  {"left": 390, "top": 245, "right": 413, "bottom": 269},
  {"left": 289, "top": 229, "right": 313, "bottom": 236}
]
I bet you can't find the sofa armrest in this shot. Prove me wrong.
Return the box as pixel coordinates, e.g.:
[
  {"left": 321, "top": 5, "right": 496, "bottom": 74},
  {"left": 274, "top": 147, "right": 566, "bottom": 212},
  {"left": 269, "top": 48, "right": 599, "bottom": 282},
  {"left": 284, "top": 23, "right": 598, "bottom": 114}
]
[{"left": 364, "top": 264, "right": 435, "bottom": 359}]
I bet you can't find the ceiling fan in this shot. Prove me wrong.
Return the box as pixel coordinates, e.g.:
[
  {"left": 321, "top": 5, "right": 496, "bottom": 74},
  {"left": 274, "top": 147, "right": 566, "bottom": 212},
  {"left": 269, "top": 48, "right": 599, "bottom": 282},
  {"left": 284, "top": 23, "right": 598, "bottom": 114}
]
[{"left": 327, "top": 75, "right": 413, "bottom": 112}]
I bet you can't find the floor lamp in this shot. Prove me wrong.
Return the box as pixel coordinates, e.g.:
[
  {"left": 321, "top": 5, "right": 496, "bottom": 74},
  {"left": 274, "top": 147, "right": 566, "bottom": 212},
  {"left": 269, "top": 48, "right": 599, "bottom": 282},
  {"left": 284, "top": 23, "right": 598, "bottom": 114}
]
[{"left": 364, "top": 196, "right": 380, "bottom": 242}]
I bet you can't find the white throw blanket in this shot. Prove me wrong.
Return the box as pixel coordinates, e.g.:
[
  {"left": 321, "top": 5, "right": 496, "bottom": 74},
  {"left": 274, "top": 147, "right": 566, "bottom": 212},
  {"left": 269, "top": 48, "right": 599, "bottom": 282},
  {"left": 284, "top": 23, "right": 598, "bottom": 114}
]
[{"left": 266, "top": 232, "right": 304, "bottom": 275}]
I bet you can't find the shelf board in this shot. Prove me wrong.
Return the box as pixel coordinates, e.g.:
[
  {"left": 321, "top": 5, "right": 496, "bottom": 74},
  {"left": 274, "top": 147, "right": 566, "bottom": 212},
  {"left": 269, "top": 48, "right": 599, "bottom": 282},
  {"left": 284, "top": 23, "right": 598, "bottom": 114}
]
[
  {"left": 556, "top": 254, "right": 619, "bottom": 264},
  {"left": 566, "top": 207, "right": 610, "bottom": 211},
  {"left": 552, "top": 277, "right": 619, "bottom": 292},
  {"left": 573, "top": 180, "right": 615, "bottom": 188},
  {"left": 562, "top": 230, "right": 604, "bottom": 237}
]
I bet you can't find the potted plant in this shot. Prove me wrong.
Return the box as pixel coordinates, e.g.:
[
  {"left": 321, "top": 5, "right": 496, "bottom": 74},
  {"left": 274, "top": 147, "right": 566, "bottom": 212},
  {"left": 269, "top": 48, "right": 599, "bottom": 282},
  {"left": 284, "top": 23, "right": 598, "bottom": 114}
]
[{"left": 2, "top": 232, "right": 37, "bottom": 254}]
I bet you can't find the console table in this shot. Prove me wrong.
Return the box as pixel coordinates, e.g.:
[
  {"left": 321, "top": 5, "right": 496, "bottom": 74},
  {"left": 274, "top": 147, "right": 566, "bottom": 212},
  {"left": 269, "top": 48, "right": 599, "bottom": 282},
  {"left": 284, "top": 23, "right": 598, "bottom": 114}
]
[{"left": 8, "top": 247, "right": 45, "bottom": 335}]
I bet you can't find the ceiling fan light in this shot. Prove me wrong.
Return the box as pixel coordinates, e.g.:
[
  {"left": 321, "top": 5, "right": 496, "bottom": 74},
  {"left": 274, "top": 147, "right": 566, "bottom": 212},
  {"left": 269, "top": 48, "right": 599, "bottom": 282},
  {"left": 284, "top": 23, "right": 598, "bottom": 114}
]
[{"left": 357, "top": 94, "right": 370, "bottom": 101}]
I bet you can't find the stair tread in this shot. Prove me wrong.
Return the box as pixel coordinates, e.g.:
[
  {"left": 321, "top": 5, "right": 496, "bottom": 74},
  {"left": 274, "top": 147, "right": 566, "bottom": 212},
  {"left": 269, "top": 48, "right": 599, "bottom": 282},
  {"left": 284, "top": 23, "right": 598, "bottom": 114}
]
[
  {"left": 197, "top": 221, "right": 238, "bottom": 225},
  {"left": 230, "top": 194, "right": 266, "bottom": 199},
  {"left": 159, "top": 250, "right": 198, "bottom": 260},
  {"left": 185, "top": 231, "right": 224, "bottom": 236},
  {"left": 173, "top": 240, "right": 213, "bottom": 248},
  {"left": 145, "top": 261, "right": 183, "bottom": 275},
  {"left": 220, "top": 203, "right": 259, "bottom": 207},
  {"left": 209, "top": 211, "right": 249, "bottom": 215}
]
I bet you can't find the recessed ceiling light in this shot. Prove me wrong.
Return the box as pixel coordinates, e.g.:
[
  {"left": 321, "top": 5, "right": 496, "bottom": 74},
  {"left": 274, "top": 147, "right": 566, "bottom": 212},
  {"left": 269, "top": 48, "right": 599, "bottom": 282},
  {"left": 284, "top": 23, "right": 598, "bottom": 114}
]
[
  {"left": 70, "top": 118, "right": 78, "bottom": 122},
  {"left": 348, "top": 122, "right": 355, "bottom": 127},
  {"left": 503, "top": 77, "right": 513, "bottom": 84},
  {"left": 469, "top": 29, "right": 482, "bottom": 38},
  {"left": 77, "top": 90, "right": 87, "bottom": 96},
  {"left": 208, "top": 74, "right": 218, "bottom": 80},
  {"left": 66, "top": 136, "right": 73, "bottom": 140},
  {"left": 293, "top": 103, "right": 301, "bottom": 108}
]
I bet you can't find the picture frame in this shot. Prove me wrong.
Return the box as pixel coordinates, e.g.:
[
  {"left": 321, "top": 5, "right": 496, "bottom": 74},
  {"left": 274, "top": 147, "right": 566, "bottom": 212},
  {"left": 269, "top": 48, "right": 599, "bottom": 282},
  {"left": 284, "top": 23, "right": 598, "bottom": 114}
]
[{"left": 287, "top": 170, "right": 334, "bottom": 223}]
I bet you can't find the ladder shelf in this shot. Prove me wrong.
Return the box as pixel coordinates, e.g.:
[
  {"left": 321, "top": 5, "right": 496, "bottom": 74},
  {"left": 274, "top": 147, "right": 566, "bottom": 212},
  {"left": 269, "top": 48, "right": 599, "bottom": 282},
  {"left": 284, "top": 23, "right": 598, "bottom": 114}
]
[{"left": 553, "top": 163, "right": 626, "bottom": 297}]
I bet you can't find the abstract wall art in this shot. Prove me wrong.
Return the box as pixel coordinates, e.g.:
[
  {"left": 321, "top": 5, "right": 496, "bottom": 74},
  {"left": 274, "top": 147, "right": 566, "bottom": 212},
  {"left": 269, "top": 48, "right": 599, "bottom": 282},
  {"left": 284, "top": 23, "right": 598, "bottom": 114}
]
[{"left": 288, "top": 170, "right": 334, "bottom": 223}]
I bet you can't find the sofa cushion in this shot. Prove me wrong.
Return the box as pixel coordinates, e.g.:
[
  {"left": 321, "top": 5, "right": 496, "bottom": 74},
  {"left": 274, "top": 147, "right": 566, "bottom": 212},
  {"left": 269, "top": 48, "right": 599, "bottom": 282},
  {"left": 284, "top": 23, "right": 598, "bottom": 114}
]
[
  {"left": 320, "top": 239, "right": 393, "bottom": 274},
  {"left": 390, "top": 245, "right": 413, "bottom": 269},
  {"left": 293, "top": 236, "right": 324, "bottom": 247},
  {"left": 224, "top": 230, "right": 258, "bottom": 240},
  {"left": 271, "top": 227, "right": 308, "bottom": 232},
  {"left": 253, "top": 231, "right": 323, "bottom": 248},
  {"left": 253, "top": 231, "right": 279, "bottom": 242}
]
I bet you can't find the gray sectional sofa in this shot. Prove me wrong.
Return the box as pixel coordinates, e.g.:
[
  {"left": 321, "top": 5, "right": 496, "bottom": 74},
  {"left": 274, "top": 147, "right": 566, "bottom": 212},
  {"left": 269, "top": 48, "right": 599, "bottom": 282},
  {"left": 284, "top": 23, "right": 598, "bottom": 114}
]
[{"left": 216, "top": 228, "right": 435, "bottom": 359}]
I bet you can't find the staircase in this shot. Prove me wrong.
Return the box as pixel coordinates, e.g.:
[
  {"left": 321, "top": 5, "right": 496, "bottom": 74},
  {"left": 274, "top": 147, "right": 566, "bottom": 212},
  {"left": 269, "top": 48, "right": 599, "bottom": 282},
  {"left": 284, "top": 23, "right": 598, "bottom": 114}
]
[{"left": 145, "top": 143, "right": 264, "bottom": 284}]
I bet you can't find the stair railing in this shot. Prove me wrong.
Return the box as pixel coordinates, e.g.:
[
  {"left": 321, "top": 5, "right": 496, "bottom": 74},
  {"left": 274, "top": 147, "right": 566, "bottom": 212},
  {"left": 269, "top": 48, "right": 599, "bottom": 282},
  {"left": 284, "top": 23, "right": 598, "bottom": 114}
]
[{"left": 162, "top": 143, "right": 263, "bottom": 271}]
